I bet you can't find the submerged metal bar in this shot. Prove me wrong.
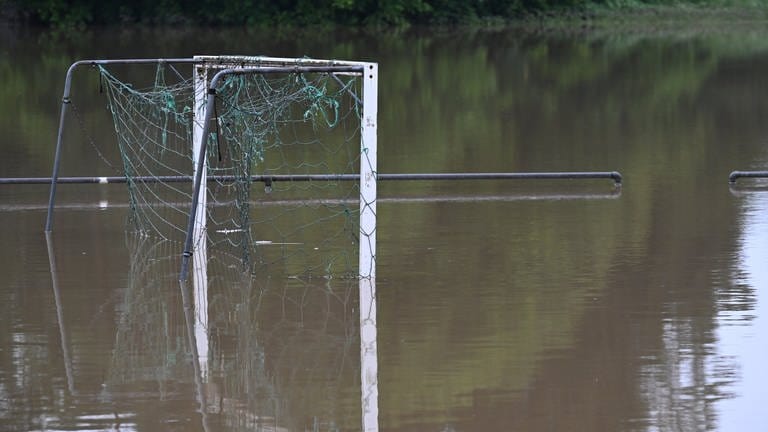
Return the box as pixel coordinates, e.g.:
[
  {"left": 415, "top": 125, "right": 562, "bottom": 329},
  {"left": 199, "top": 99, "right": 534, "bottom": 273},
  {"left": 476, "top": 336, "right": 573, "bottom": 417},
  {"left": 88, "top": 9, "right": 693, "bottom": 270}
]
[
  {"left": 0, "top": 191, "right": 623, "bottom": 213},
  {"left": 44, "top": 58, "right": 198, "bottom": 232},
  {"left": 729, "top": 170, "right": 768, "bottom": 184},
  {"left": 380, "top": 172, "right": 623, "bottom": 184},
  {"left": 7, "top": 171, "right": 623, "bottom": 185}
]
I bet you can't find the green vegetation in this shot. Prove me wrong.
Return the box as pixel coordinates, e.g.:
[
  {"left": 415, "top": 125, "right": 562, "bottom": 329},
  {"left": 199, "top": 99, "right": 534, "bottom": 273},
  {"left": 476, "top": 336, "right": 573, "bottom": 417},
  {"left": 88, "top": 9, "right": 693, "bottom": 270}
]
[{"left": 3, "top": 0, "right": 768, "bottom": 29}]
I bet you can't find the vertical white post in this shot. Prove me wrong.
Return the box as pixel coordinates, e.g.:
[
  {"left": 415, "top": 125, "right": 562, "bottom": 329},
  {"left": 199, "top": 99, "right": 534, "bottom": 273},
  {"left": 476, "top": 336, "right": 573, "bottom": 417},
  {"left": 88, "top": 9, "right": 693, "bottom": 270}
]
[
  {"left": 359, "top": 62, "right": 378, "bottom": 432},
  {"left": 192, "top": 61, "right": 209, "bottom": 379}
]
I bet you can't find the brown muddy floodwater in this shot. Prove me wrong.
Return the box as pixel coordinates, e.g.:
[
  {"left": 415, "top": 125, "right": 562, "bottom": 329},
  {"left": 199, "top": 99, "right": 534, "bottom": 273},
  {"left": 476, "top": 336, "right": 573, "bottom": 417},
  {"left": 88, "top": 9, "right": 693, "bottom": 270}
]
[{"left": 1, "top": 25, "right": 767, "bottom": 431}]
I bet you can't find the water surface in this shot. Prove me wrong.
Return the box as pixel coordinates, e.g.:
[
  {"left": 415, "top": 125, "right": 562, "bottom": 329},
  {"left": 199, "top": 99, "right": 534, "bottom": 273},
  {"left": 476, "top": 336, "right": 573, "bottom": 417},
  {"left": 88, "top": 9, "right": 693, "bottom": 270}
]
[{"left": 1, "top": 25, "right": 768, "bottom": 431}]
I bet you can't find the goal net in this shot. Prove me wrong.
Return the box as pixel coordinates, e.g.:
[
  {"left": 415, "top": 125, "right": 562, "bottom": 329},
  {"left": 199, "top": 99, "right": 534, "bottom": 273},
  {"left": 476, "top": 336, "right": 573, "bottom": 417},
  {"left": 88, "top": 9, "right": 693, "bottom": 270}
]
[{"left": 96, "top": 56, "right": 377, "bottom": 282}]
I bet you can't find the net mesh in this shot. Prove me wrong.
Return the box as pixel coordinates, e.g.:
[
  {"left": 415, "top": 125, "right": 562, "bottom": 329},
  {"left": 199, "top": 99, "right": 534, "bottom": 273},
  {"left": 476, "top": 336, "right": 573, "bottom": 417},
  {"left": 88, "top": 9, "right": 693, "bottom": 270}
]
[
  {"left": 209, "top": 267, "right": 359, "bottom": 431},
  {"left": 100, "top": 65, "right": 195, "bottom": 239},
  {"left": 107, "top": 234, "right": 187, "bottom": 388},
  {"left": 98, "top": 59, "right": 366, "bottom": 278}
]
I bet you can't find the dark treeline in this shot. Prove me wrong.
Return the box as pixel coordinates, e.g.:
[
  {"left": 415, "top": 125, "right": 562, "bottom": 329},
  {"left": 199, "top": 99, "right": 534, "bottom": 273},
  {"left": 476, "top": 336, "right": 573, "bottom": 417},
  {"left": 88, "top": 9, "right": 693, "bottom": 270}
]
[{"left": 0, "top": 0, "right": 664, "bottom": 28}]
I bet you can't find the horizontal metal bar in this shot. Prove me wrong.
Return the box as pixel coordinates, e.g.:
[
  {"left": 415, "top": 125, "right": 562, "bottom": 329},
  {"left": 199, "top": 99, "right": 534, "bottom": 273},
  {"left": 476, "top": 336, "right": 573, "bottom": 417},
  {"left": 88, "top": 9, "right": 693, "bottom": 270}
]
[
  {"left": 68, "top": 57, "right": 370, "bottom": 68},
  {"left": 0, "top": 191, "right": 622, "bottom": 213},
  {"left": 6, "top": 176, "right": 189, "bottom": 184},
  {"left": 729, "top": 170, "right": 768, "bottom": 183},
  {"left": 74, "top": 58, "right": 197, "bottom": 66},
  {"left": 3, "top": 171, "right": 623, "bottom": 185},
  {"left": 378, "top": 172, "right": 622, "bottom": 183},
  {"left": 210, "top": 66, "right": 365, "bottom": 78},
  {"left": 195, "top": 55, "right": 373, "bottom": 69}
]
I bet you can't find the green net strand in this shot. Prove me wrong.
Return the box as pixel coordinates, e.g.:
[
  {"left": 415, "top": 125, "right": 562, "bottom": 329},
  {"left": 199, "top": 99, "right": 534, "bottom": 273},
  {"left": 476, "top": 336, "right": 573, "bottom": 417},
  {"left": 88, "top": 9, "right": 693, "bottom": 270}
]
[{"left": 298, "top": 73, "right": 341, "bottom": 128}]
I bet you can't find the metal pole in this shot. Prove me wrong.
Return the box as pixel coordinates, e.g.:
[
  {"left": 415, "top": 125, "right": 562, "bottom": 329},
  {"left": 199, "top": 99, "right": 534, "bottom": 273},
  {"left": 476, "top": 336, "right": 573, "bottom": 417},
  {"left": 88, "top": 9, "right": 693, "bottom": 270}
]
[
  {"left": 45, "top": 61, "right": 79, "bottom": 232},
  {"left": 729, "top": 170, "right": 768, "bottom": 184},
  {"left": 10, "top": 171, "right": 624, "bottom": 185},
  {"left": 191, "top": 62, "right": 209, "bottom": 332},
  {"left": 179, "top": 88, "right": 216, "bottom": 282},
  {"left": 378, "top": 171, "right": 623, "bottom": 185},
  {"left": 0, "top": 191, "right": 623, "bottom": 213},
  {"left": 359, "top": 61, "right": 379, "bottom": 432}
]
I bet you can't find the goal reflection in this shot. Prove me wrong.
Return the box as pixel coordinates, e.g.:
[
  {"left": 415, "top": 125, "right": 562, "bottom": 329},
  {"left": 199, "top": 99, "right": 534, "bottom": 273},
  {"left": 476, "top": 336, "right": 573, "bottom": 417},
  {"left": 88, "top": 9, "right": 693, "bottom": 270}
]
[{"left": 47, "top": 231, "right": 373, "bottom": 431}]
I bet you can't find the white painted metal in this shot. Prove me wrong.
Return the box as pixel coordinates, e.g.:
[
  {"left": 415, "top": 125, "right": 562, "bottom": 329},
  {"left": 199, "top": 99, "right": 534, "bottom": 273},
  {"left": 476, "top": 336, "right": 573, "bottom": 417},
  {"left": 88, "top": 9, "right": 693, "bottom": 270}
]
[
  {"left": 359, "top": 277, "right": 379, "bottom": 432},
  {"left": 192, "top": 60, "right": 209, "bottom": 379},
  {"left": 193, "top": 243, "right": 209, "bottom": 380},
  {"left": 192, "top": 60, "right": 209, "bottom": 248},
  {"left": 359, "top": 62, "right": 378, "bottom": 280},
  {"left": 192, "top": 57, "right": 379, "bottom": 429},
  {"left": 359, "top": 62, "right": 379, "bottom": 432},
  {"left": 193, "top": 54, "right": 373, "bottom": 69}
]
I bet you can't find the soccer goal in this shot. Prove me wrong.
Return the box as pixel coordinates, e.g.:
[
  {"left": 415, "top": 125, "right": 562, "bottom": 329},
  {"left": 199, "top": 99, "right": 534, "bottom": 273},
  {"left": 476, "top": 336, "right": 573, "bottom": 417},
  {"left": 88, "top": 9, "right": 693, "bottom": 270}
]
[
  {"left": 44, "top": 55, "right": 379, "bottom": 431},
  {"left": 45, "top": 56, "right": 378, "bottom": 282}
]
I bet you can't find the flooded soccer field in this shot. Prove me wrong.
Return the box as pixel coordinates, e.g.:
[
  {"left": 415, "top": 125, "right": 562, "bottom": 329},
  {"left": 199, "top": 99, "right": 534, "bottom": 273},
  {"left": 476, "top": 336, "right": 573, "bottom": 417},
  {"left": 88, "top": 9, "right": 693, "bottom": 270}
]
[{"left": 1, "top": 25, "right": 767, "bottom": 431}]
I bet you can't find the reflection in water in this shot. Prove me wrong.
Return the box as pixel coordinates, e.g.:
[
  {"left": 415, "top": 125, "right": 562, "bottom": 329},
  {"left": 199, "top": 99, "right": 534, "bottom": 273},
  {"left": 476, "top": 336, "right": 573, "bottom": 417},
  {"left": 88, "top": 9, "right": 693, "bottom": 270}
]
[
  {"left": 638, "top": 315, "right": 726, "bottom": 431},
  {"left": 103, "top": 235, "right": 189, "bottom": 430},
  {"left": 192, "top": 219, "right": 209, "bottom": 382},
  {"left": 36, "top": 229, "right": 370, "bottom": 431},
  {"left": 45, "top": 232, "right": 75, "bottom": 396},
  {"left": 359, "top": 277, "right": 378, "bottom": 432},
  {"left": 717, "top": 192, "right": 767, "bottom": 430},
  {"left": 108, "top": 235, "right": 188, "bottom": 392},
  {"left": 6, "top": 24, "right": 768, "bottom": 432},
  {"left": 122, "top": 231, "right": 366, "bottom": 430},
  {"left": 637, "top": 190, "right": 768, "bottom": 432},
  {"left": 0, "top": 189, "right": 622, "bottom": 213},
  {"left": 205, "top": 268, "right": 362, "bottom": 431},
  {"left": 179, "top": 278, "right": 212, "bottom": 432}
]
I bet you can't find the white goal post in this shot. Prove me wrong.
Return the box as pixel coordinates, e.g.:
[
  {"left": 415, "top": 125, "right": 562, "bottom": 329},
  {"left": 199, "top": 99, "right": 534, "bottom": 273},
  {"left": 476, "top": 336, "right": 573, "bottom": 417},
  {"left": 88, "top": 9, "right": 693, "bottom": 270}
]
[
  {"left": 184, "top": 55, "right": 379, "bottom": 432},
  {"left": 180, "top": 55, "right": 378, "bottom": 284}
]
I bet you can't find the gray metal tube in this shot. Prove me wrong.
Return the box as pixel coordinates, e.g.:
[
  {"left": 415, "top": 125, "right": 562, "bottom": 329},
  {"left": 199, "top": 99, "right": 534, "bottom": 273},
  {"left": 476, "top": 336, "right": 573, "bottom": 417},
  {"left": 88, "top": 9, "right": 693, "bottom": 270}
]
[
  {"left": 45, "top": 61, "right": 80, "bottom": 232},
  {"left": 378, "top": 171, "right": 623, "bottom": 184},
  {"left": 179, "top": 89, "right": 217, "bottom": 281},
  {"left": 729, "top": 170, "right": 768, "bottom": 183},
  {"left": 14, "top": 172, "right": 624, "bottom": 185}
]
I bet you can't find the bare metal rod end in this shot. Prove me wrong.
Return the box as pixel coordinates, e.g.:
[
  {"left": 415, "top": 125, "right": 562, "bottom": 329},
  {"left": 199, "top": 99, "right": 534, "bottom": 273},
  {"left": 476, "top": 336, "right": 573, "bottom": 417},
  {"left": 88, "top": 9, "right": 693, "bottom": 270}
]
[
  {"left": 730, "top": 171, "right": 741, "bottom": 184},
  {"left": 729, "top": 170, "right": 768, "bottom": 184},
  {"left": 611, "top": 171, "right": 623, "bottom": 185}
]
